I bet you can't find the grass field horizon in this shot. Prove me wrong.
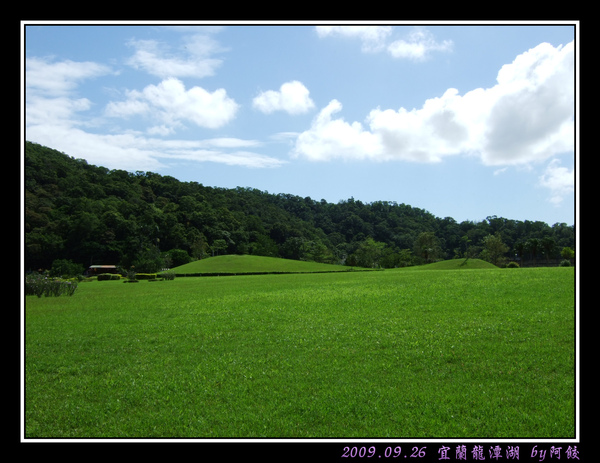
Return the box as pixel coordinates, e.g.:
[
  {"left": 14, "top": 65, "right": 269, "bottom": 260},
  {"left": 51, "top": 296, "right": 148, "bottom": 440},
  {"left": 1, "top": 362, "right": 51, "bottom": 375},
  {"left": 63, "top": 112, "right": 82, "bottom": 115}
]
[{"left": 24, "top": 264, "right": 575, "bottom": 439}]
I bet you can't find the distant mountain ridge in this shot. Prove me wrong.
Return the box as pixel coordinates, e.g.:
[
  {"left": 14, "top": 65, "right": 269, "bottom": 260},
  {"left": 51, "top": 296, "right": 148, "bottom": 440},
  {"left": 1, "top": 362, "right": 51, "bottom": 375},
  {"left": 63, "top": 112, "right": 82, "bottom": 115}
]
[{"left": 24, "top": 141, "right": 575, "bottom": 272}]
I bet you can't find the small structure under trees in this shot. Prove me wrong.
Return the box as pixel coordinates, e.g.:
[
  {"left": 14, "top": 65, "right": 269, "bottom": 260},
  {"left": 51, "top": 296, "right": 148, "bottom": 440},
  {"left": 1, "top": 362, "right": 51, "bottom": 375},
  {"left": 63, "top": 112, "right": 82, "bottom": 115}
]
[{"left": 87, "top": 265, "right": 119, "bottom": 275}]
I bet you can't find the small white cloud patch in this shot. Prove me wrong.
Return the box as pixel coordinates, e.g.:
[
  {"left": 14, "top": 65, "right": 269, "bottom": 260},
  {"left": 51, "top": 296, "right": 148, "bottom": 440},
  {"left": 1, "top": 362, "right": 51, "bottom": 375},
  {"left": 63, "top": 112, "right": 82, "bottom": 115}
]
[{"left": 253, "top": 81, "right": 315, "bottom": 115}]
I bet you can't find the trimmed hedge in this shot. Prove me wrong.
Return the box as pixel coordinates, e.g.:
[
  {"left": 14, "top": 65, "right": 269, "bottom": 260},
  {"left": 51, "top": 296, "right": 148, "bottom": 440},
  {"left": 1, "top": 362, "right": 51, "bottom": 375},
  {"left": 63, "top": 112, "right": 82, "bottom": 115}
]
[
  {"left": 97, "top": 273, "right": 121, "bottom": 281},
  {"left": 172, "top": 270, "right": 360, "bottom": 278}
]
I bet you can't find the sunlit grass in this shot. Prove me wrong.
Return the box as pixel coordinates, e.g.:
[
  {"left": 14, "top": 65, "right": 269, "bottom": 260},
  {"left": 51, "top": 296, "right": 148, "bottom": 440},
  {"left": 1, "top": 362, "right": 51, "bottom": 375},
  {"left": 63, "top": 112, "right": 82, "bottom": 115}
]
[{"left": 24, "top": 267, "right": 575, "bottom": 438}]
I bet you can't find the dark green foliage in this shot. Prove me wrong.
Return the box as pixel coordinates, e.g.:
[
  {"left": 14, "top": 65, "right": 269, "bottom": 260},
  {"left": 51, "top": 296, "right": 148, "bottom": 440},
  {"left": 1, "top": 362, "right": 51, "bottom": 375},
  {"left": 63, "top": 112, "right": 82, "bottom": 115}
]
[
  {"left": 24, "top": 142, "right": 576, "bottom": 271},
  {"left": 97, "top": 273, "right": 120, "bottom": 281},
  {"left": 163, "top": 249, "right": 190, "bottom": 268},
  {"left": 49, "top": 259, "right": 84, "bottom": 278},
  {"left": 135, "top": 273, "right": 158, "bottom": 280}
]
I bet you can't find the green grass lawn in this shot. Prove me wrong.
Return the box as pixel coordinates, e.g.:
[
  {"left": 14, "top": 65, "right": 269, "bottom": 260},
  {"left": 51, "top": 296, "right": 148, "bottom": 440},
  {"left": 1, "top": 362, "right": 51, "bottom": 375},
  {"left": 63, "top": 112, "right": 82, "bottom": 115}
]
[{"left": 24, "top": 265, "right": 575, "bottom": 438}]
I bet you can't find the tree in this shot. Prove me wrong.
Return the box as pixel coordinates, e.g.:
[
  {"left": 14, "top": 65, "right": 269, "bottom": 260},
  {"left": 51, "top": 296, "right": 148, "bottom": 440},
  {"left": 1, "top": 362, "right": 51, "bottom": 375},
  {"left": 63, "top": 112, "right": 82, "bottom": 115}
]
[
  {"left": 211, "top": 239, "right": 228, "bottom": 256},
  {"left": 525, "top": 238, "right": 541, "bottom": 266},
  {"left": 481, "top": 233, "right": 509, "bottom": 266},
  {"left": 349, "top": 237, "right": 386, "bottom": 268},
  {"left": 413, "top": 232, "right": 443, "bottom": 264},
  {"left": 560, "top": 246, "right": 575, "bottom": 260},
  {"left": 164, "top": 249, "right": 190, "bottom": 268},
  {"left": 514, "top": 241, "right": 525, "bottom": 265},
  {"left": 131, "top": 245, "right": 163, "bottom": 273},
  {"left": 249, "top": 234, "right": 279, "bottom": 257},
  {"left": 187, "top": 229, "right": 209, "bottom": 260},
  {"left": 300, "top": 240, "right": 333, "bottom": 263},
  {"left": 50, "top": 259, "right": 84, "bottom": 278},
  {"left": 541, "top": 236, "right": 557, "bottom": 264},
  {"left": 379, "top": 247, "right": 414, "bottom": 268},
  {"left": 280, "top": 237, "right": 304, "bottom": 260}
]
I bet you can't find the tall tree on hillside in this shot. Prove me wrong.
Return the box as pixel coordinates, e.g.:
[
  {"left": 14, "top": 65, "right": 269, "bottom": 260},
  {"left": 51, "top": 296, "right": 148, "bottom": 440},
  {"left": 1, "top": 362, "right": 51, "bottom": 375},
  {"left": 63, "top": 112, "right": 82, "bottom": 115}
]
[
  {"left": 211, "top": 239, "right": 228, "bottom": 256},
  {"left": 413, "top": 232, "right": 443, "bottom": 264},
  {"left": 481, "top": 233, "right": 509, "bottom": 266},
  {"left": 348, "top": 237, "right": 386, "bottom": 268},
  {"left": 514, "top": 241, "right": 525, "bottom": 265},
  {"left": 525, "top": 238, "right": 541, "bottom": 266},
  {"left": 541, "top": 236, "right": 557, "bottom": 264}
]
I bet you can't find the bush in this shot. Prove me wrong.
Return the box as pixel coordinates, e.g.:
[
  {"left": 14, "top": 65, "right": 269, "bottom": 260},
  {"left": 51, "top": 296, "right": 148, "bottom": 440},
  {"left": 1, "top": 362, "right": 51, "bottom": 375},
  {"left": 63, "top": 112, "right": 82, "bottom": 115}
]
[
  {"left": 159, "top": 270, "right": 176, "bottom": 281},
  {"left": 506, "top": 261, "right": 520, "bottom": 268},
  {"left": 25, "top": 273, "right": 78, "bottom": 297},
  {"left": 126, "top": 267, "right": 137, "bottom": 281},
  {"left": 559, "top": 259, "right": 571, "bottom": 267},
  {"left": 135, "top": 273, "right": 158, "bottom": 280},
  {"left": 97, "top": 273, "right": 121, "bottom": 281}
]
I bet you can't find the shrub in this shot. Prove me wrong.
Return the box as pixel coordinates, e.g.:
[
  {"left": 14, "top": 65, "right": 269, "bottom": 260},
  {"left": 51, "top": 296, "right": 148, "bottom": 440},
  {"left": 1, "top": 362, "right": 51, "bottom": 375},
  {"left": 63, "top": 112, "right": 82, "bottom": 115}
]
[
  {"left": 97, "top": 273, "right": 120, "bottom": 281},
  {"left": 159, "top": 270, "right": 176, "bottom": 281},
  {"left": 559, "top": 259, "right": 571, "bottom": 267},
  {"left": 135, "top": 273, "right": 158, "bottom": 280},
  {"left": 25, "top": 273, "right": 78, "bottom": 297},
  {"left": 126, "top": 267, "right": 137, "bottom": 281},
  {"left": 506, "top": 261, "right": 520, "bottom": 268}
]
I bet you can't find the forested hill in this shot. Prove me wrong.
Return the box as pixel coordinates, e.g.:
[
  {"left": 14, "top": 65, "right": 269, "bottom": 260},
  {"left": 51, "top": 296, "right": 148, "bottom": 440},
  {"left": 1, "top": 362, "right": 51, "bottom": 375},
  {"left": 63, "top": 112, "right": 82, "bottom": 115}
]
[{"left": 24, "top": 141, "right": 575, "bottom": 272}]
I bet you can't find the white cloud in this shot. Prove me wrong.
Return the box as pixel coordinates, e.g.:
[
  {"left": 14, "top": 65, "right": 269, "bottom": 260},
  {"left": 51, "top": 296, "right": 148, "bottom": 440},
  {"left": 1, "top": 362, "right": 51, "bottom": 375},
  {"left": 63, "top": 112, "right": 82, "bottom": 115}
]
[
  {"left": 25, "top": 57, "right": 113, "bottom": 130},
  {"left": 315, "top": 25, "right": 392, "bottom": 52},
  {"left": 25, "top": 58, "right": 280, "bottom": 170},
  {"left": 387, "top": 27, "right": 453, "bottom": 60},
  {"left": 253, "top": 81, "right": 315, "bottom": 115},
  {"left": 26, "top": 95, "right": 94, "bottom": 128},
  {"left": 104, "top": 97, "right": 150, "bottom": 119},
  {"left": 147, "top": 124, "right": 175, "bottom": 136},
  {"left": 106, "top": 77, "right": 239, "bottom": 130},
  {"left": 200, "top": 138, "right": 262, "bottom": 149},
  {"left": 126, "top": 35, "right": 223, "bottom": 79},
  {"left": 366, "top": 88, "right": 469, "bottom": 162},
  {"left": 160, "top": 149, "right": 285, "bottom": 169},
  {"left": 293, "top": 100, "right": 382, "bottom": 161},
  {"left": 26, "top": 120, "right": 284, "bottom": 171},
  {"left": 26, "top": 124, "right": 168, "bottom": 172},
  {"left": 316, "top": 25, "right": 452, "bottom": 59},
  {"left": 480, "top": 41, "right": 574, "bottom": 166},
  {"left": 293, "top": 41, "right": 574, "bottom": 168},
  {"left": 539, "top": 158, "right": 574, "bottom": 205},
  {"left": 25, "top": 57, "right": 112, "bottom": 97}
]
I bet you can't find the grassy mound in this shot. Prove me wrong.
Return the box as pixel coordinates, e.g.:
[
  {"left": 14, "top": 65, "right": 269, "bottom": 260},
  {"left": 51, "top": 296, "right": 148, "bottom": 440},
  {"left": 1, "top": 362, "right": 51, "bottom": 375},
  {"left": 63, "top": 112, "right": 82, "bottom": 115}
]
[
  {"left": 410, "top": 258, "right": 498, "bottom": 270},
  {"left": 171, "top": 254, "right": 357, "bottom": 275}
]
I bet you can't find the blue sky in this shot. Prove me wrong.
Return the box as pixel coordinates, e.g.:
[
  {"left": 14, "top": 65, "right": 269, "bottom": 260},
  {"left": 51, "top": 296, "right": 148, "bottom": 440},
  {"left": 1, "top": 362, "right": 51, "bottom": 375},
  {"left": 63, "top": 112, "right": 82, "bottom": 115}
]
[{"left": 23, "top": 21, "right": 577, "bottom": 226}]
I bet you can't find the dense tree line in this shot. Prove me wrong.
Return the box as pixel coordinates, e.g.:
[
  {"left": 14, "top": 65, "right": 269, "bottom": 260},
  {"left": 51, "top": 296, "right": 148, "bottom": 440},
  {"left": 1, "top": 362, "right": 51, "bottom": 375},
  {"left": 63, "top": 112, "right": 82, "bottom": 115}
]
[{"left": 24, "top": 142, "right": 575, "bottom": 274}]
